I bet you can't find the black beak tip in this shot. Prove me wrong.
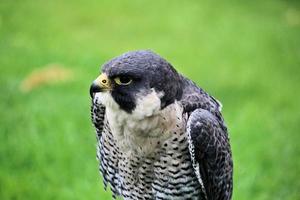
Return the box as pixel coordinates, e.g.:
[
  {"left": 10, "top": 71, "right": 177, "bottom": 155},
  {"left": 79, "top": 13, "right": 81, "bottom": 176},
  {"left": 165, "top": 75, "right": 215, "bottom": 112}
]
[{"left": 90, "top": 83, "right": 101, "bottom": 98}]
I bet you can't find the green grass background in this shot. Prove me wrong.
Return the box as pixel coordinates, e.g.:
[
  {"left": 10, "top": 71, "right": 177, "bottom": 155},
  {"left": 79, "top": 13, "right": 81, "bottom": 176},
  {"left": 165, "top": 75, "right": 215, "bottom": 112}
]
[{"left": 1, "top": 0, "right": 300, "bottom": 199}]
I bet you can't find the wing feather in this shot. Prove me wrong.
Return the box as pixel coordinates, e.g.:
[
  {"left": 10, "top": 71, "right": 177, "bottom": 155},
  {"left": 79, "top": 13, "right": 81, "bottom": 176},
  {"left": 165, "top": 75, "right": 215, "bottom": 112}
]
[
  {"left": 187, "top": 108, "right": 233, "bottom": 200},
  {"left": 91, "top": 98, "right": 106, "bottom": 140},
  {"left": 91, "top": 98, "right": 120, "bottom": 198}
]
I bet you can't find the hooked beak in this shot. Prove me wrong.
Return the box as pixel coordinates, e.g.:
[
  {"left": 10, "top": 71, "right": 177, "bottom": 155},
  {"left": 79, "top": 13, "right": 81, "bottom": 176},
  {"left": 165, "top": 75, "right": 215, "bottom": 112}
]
[{"left": 90, "top": 73, "right": 112, "bottom": 98}]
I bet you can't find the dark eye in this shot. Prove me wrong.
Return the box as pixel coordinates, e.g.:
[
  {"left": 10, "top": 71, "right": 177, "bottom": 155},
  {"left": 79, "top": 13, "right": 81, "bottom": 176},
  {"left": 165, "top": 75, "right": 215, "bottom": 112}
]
[{"left": 114, "top": 76, "right": 132, "bottom": 85}]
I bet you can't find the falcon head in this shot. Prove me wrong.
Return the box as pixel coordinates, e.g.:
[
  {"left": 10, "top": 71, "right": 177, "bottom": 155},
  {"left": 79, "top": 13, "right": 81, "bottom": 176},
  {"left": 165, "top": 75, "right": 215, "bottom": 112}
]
[{"left": 90, "top": 50, "right": 183, "bottom": 113}]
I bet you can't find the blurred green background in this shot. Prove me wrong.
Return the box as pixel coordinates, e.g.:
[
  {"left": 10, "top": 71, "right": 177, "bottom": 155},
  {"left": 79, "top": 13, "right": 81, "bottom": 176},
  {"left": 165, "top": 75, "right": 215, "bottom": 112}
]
[{"left": 1, "top": 0, "right": 300, "bottom": 199}]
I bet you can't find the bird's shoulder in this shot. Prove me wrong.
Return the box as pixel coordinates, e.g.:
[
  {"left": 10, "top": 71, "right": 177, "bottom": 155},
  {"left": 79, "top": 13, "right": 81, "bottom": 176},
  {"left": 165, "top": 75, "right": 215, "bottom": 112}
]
[{"left": 179, "top": 75, "right": 222, "bottom": 117}]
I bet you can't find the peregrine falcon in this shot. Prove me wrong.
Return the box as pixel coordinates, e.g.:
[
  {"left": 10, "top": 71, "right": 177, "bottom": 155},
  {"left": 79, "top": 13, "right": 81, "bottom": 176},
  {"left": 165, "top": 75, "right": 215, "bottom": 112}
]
[{"left": 90, "top": 50, "right": 233, "bottom": 200}]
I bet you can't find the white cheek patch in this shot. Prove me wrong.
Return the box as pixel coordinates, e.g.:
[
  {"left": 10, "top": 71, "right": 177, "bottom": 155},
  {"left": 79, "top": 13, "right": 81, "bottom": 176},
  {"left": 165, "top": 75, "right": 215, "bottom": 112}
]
[
  {"left": 131, "top": 90, "right": 164, "bottom": 120},
  {"left": 94, "top": 89, "right": 164, "bottom": 119}
]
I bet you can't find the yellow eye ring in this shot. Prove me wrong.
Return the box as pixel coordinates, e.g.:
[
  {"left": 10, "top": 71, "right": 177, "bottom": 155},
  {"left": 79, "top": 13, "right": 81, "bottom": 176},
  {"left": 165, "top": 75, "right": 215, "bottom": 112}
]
[{"left": 114, "top": 76, "right": 132, "bottom": 85}]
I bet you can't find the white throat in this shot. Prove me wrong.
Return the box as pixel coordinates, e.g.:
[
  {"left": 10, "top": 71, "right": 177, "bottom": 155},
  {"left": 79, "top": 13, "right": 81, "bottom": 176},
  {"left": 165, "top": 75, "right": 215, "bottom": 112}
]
[{"left": 94, "top": 90, "right": 184, "bottom": 155}]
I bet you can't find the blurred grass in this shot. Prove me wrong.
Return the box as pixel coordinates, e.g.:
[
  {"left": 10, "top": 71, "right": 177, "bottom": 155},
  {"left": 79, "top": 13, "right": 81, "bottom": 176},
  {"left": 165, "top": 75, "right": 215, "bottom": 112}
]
[{"left": 1, "top": 0, "right": 300, "bottom": 199}]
